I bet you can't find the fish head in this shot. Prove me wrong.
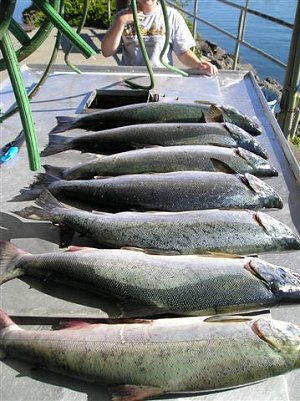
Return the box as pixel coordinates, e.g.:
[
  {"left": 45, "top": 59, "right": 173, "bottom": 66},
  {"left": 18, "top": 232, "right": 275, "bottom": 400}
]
[
  {"left": 240, "top": 173, "right": 283, "bottom": 209},
  {"left": 251, "top": 317, "right": 300, "bottom": 368},
  {"left": 224, "top": 123, "right": 268, "bottom": 159},
  {"left": 219, "top": 105, "right": 263, "bottom": 135},
  {"left": 254, "top": 211, "right": 300, "bottom": 250},
  {"left": 235, "top": 148, "right": 278, "bottom": 176},
  {"left": 246, "top": 259, "right": 300, "bottom": 301}
]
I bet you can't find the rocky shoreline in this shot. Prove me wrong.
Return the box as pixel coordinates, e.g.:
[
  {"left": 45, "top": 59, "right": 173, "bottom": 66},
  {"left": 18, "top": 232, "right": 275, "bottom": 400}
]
[{"left": 197, "top": 38, "right": 282, "bottom": 107}]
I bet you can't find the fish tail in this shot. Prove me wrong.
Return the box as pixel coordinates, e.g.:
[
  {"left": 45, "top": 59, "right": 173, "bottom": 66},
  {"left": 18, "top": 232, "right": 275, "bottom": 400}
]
[
  {"left": 43, "top": 164, "right": 66, "bottom": 178},
  {"left": 0, "top": 241, "right": 26, "bottom": 285},
  {"left": 0, "top": 310, "right": 19, "bottom": 358},
  {"left": 35, "top": 188, "right": 66, "bottom": 211},
  {"left": 49, "top": 116, "right": 78, "bottom": 134},
  {"left": 40, "top": 134, "right": 73, "bottom": 156},
  {"left": 17, "top": 173, "right": 61, "bottom": 200}
]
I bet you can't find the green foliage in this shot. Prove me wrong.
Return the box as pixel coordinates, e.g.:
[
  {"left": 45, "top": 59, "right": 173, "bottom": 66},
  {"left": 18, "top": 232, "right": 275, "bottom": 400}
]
[
  {"left": 23, "top": 0, "right": 115, "bottom": 28},
  {"left": 290, "top": 134, "right": 300, "bottom": 147}
]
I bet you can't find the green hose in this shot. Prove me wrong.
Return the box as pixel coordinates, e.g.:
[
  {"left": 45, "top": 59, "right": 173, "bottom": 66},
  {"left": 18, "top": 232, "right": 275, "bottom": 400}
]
[
  {"left": 33, "top": 0, "right": 96, "bottom": 59},
  {"left": 64, "top": 0, "right": 90, "bottom": 74},
  {"left": 125, "top": 0, "right": 155, "bottom": 90},
  {"left": 0, "top": 0, "right": 60, "bottom": 71},
  {"left": 0, "top": 0, "right": 16, "bottom": 41},
  {"left": 0, "top": 2, "right": 64, "bottom": 123},
  {"left": 0, "top": 32, "right": 40, "bottom": 170},
  {"left": 159, "top": 0, "right": 189, "bottom": 77}
]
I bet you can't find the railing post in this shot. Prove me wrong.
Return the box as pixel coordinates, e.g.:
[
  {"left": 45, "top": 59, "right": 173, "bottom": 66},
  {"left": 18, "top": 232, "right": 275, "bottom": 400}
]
[
  {"left": 277, "top": 0, "right": 300, "bottom": 138},
  {"left": 108, "top": 0, "right": 111, "bottom": 21},
  {"left": 192, "top": 0, "right": 199, "bottom": 46},
  {"left": 233, "top": 0, "right": 249, "bottom": 70}
]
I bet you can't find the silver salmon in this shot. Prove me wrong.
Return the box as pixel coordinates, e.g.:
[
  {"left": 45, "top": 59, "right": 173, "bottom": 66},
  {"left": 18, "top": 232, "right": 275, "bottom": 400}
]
[
  {"left": 13, "top": 190, "right": 300, "bottom": 253},
  {"left": 1, "top": 312, "right": 300, "bottom": 399},
  {"left": 49, "top": 102, "right": 262, "bottom": 135},
  {"left": 41, "top": 122, "right": 267, "bottom": 157},
  {"left": 18, "top": 171, "right": 283, "bottom": 211},
  {"left": 43, "top": 146, "right": 277, "bottom": 180},
  {"left": 1, "top": 241, "right": 300, "bottom": 317}
]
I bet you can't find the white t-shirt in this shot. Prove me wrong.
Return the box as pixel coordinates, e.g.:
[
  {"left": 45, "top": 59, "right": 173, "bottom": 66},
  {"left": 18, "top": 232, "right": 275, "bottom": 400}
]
[{"left": 120, "top": 3, "right": 195, "bottom": 67}]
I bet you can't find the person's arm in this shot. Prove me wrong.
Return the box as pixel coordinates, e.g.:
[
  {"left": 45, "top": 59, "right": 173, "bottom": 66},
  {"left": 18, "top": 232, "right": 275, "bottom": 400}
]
[
  {"left": 101, "top": 9, "right": 135, "bottom": 57},
  {"left": 177, "top": 49, "right": 218, "bottom": 75}
]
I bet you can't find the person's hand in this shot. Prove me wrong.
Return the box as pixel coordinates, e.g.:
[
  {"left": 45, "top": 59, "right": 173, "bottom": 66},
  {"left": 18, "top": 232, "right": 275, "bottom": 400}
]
[
  {"left": 197, "top": 60, "right": 219, "bottom": 76},
  {"left": 118, "top": 8, "right": 144, "bottom": 27}
]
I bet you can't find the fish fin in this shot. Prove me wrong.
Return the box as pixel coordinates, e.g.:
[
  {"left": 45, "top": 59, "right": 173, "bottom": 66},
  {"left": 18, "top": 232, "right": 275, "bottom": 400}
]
[
  {"left": 66, "top": 245, "right": 99, "bottom": 252},
  {"left": 110, "top": 385, "right": 163, "bottom": 401},
  {"left": 54, "top": 320, "right": 94, "bottom": 330},
  {"left": 204, "top": 252, "right": 245, "bottom": 259},
  {"left": 35, "top": 189, "right": 66, "bottom": 211},
  {"left": 120, "top": 247, "right": 181, "bottom": 256},
  {"left": 43, "top": 164, "right": 66, "bottom": 178},
  {"left": 40, "top": 134, "right": 73, "bottom": 156},
  {"left": 0, "top": 309, "right": 18, "bottom": 333},
  {"left": 91, "top": 210, "right": 111, "bottom": 215},
  {"left": 13, "top": 206, "right": 52, "bottom": 221},
  {"left": 210, "top": 158, "right": 236, "bottom": 174},
  {"left": 205, "top": 105, "right": 225, "bottom": 123},
  {"left": 12, "top": 174, "right": 61, "bottom": 201},
  {"left": 49, "top": 116, "right": 77, "bottom": 134},
  {"left": 118, "top": 300, "right": 163, "bottom": 318},
  {"left": 204, "top": 315, "right": 254, "bottom": 323},
  {"left": 194, "top": 100, "right": 216, "bottom": 105},
  {"left": 0, "top": 241, "right": 27, "bottom": 284},
  {"left": 94, "top": 175, "right": 114, "bottom": 180}
]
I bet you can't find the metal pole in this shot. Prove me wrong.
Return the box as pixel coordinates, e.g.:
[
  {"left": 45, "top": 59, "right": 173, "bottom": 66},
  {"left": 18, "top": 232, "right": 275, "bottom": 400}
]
[
  {"left": 108, "top": 0, "right": 111, "bottom": 21},
  {"left": 192, "top": 0, "right": 199, "bottom": 44},
  {"left": 233, "top": 0, "right": 249, "bottom": 70},
  {"left": 277, "top": 1, "right": 300, "bottom": 137}
]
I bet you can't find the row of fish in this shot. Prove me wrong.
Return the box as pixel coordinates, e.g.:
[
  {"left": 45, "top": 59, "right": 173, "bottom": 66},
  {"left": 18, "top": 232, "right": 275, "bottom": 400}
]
[{"left": 2, "top": 101, "right": 300, "bottom": 400}]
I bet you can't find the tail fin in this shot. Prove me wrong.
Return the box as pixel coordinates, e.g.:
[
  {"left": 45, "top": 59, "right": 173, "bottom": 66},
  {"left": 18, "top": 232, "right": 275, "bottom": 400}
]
[
  {"left": 43, "top": 164, "right": 66, "bottom": 178},
  {"left": 49, "top": 116, "right": 77, "bottom": 134},
  {"left": 35, "top": 188, "right": 66, "bottom": 211},
  {"left": 41, "top": 134, "right": 73, "bottom": 156},
  {"left": 15, "top": 174, "right": 61, "bottom": 201},
  {"left": 0, "top": 241, "right": 26, "bottom": 284},
  {"left": 13, "top": 189, "right": 66, "bottom": 221}
]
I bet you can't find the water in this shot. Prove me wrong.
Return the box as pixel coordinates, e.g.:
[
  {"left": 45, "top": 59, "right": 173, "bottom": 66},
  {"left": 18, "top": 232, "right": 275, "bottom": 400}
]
[
  {"left": 13, "top": 0, "right": 32, "bottom": 24},
  {"left": 13, "top": 0, "right": 297, "bottom": 84},
  {"left": 184, "top": 0, "right": 297, "bottom": 83}
]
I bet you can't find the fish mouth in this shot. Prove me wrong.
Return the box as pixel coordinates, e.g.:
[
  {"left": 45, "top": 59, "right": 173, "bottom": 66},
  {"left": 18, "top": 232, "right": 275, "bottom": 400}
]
[{"left": 246, "top": 259, "right": 300, "bottom": 300}]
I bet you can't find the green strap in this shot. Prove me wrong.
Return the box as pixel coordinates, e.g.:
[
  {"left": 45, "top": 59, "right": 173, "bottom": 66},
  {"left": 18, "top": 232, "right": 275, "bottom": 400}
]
[{"left": 0, "top": 32, "right": 40, "bottom": 170}]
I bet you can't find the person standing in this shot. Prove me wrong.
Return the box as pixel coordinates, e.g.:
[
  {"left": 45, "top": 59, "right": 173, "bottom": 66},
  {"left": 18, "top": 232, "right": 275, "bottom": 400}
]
[{"left": 101, "top": 0, "right": 218, "bottom": 75}]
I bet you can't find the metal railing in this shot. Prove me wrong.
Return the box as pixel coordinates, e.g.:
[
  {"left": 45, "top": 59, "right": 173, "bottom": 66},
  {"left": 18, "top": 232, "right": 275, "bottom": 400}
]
[{"left": 166, "top": 0, "right": 299, "bottom": 138}]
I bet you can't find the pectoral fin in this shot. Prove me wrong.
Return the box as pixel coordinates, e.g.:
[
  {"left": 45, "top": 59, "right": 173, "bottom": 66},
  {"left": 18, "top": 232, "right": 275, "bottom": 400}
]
[
  {"left": 110, "top": 385, "right": 163, "bottom": 401},
  {"left": 210, "top": 158, "right": 237, "bottom": 173}
]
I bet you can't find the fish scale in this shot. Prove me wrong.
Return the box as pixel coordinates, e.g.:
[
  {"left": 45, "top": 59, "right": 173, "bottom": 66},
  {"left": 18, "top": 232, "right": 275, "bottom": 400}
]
[
  {"left": 2, "top": 243, "right": 300, "bottom": 317},
  {"left": 42, "top": 122, "right": 267, "bottom": 158},
  {"left": 1, "top": 313, "right": 299, "bottom": 399},
  {"left": 14, "top": 192, "right": 300, "bottom": 254},
  {"left": 20, "top": 171, "right": 283, "bottom": 212}
]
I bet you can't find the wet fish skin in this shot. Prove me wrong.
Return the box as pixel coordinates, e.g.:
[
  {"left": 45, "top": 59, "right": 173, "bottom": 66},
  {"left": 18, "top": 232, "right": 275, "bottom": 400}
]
[
  {"left": 1, "top": 311, "right": 300, "bottom": 400},
  {"left": 13, "top": 190, "right": 300, "bottom": 254},
  {"left": 1, "top": 242, "right": 300, "bottom": 317},
  {"left": 49, "top": 102, "right": 262, "bottom": 135},
  {"left": 41, "top": 122, "right": 268, "bottom": 158},
  {"left": 42, "top": 146, "right": 277, "bottom": 180},
  {"left": 19, "top": 171, "right": 283, "bottom": 211}
]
